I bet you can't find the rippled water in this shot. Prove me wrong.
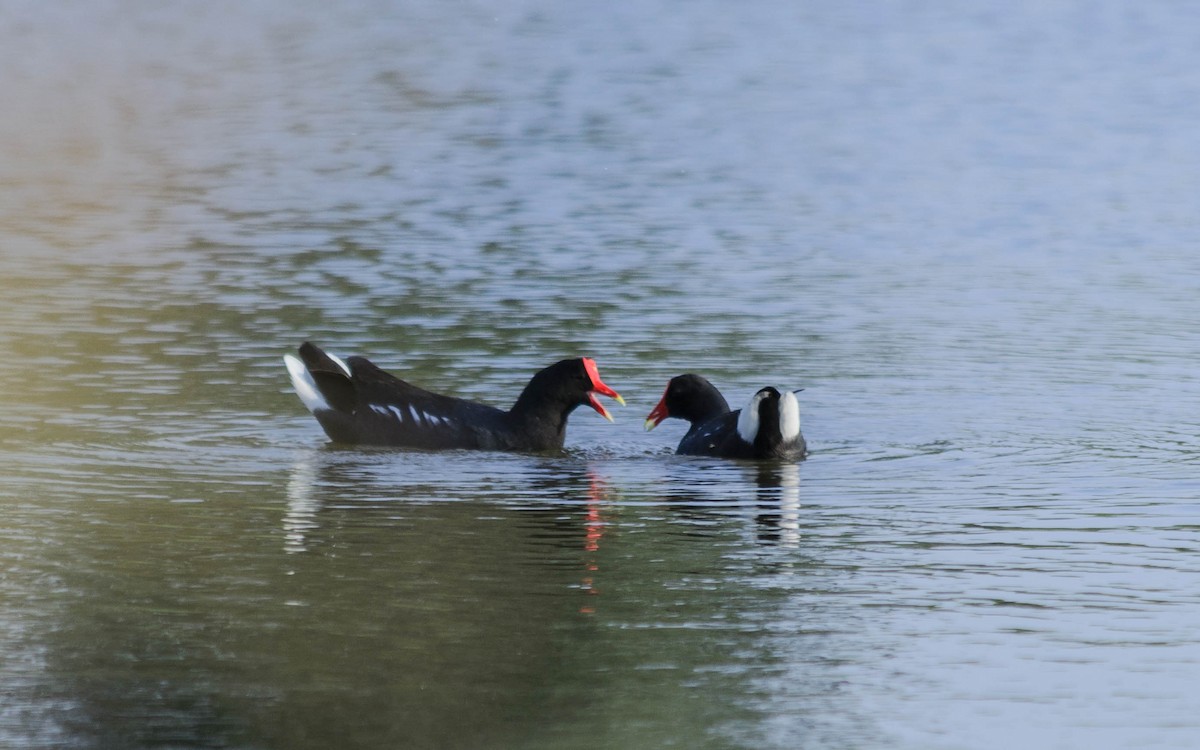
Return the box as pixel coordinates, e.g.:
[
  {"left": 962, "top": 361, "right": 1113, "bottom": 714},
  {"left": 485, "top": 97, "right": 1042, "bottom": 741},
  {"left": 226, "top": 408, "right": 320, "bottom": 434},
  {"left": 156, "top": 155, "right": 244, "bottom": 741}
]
[{"left": 4, "top": 2, "right": 1200, "bottom": 748}]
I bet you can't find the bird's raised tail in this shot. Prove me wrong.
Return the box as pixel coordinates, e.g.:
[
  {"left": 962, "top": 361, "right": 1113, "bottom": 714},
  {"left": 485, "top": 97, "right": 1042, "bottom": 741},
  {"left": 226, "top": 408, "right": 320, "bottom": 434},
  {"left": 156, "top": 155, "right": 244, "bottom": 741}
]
[{"left": 284, "top": 342, "right": 356, "bottom": 415}]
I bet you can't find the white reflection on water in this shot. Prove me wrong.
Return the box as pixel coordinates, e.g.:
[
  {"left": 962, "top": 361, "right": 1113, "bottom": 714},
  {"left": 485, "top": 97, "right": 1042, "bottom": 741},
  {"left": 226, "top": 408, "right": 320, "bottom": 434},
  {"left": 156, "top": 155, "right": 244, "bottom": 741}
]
[
  {"left": 772, "top": 463, "right": 802, "bottom": 549},
  {"left": 283, "top": 453, "right": 322, "bottom": 554}
]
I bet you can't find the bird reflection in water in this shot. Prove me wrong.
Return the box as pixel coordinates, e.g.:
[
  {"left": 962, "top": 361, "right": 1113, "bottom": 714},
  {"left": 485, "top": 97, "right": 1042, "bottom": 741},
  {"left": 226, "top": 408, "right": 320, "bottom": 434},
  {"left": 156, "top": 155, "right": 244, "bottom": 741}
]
[
  {"left": 753, "top": 462, "right": 802, "bottom": 547},
  {"left": 578, "top": 469, "right": 610, "bottom": 614},
  {"left": 281, "top": 452, "right": 617, "bottom": 616},
  {"left": 284, "top": 453, "right": 322, "bottom": 554}
]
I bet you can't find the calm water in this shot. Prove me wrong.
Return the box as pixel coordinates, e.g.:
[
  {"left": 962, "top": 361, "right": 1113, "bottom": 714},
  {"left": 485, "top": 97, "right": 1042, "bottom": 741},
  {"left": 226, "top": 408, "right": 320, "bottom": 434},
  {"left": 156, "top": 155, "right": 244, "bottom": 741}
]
[{"left": 4, "top": 2, "right": 1200, "bottom": 748}]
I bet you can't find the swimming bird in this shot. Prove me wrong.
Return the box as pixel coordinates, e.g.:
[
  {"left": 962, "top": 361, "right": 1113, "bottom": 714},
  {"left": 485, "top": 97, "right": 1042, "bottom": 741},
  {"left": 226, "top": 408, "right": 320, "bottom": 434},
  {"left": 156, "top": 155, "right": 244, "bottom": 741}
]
[
  {"left": 284, "top": 342, "right": 624, "bottom": 452},
  {"left": 645, "top": 374, "right": 806, "bottom": 460}
]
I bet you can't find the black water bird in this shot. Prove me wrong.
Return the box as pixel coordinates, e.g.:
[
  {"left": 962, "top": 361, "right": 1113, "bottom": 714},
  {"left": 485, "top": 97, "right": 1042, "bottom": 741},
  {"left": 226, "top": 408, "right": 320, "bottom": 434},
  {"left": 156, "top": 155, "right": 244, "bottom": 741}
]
[
  {"left": 284, "top": 342, "right": 624, "bottom": 452},
  {"left": 645, "top": 374, "right": 806, "bottom": 460}
]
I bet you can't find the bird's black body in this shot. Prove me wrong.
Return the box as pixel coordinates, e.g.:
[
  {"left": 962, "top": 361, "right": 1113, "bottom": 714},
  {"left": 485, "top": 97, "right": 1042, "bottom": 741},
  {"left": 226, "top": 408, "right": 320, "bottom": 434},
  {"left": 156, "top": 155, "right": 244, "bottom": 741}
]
[
  {"left": 646, "top": 374, "right": 806, "bottom": 460},
  {"left": 285, "top": 342, "right": 622, "bottom": 453}
]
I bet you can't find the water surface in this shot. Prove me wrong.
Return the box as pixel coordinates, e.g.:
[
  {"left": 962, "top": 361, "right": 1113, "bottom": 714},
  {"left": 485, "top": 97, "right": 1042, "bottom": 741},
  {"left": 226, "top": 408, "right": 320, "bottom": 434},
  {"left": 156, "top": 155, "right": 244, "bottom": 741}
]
[{"left": 4, "top": 2, "right": 1200, "bottom": 748}]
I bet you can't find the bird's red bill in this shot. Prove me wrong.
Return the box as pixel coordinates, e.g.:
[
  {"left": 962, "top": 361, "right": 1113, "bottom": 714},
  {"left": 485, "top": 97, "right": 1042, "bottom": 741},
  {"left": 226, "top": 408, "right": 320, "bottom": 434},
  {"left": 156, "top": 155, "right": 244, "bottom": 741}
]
[
  {"left": 644, "top": 387, "right": 669, "bottom": 431},
  {"left": 582, "top": 357, "right": 624, "bottom": 421}
]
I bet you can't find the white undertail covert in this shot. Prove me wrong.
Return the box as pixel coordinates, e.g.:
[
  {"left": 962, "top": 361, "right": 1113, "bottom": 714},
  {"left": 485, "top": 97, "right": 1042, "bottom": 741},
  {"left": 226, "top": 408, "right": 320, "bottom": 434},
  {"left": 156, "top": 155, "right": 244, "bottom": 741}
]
[
  {"left": 736, "top": 388, "right": 801, "bottom": 443},
  {"left": 736, "top": 390, "right": 766, "bottom": 442},
  {"left": 284, "top": 355, "right": 329, "bottom": 414},
  {"left": 779, "top": 390, "right": 801, "bottom": 441}
]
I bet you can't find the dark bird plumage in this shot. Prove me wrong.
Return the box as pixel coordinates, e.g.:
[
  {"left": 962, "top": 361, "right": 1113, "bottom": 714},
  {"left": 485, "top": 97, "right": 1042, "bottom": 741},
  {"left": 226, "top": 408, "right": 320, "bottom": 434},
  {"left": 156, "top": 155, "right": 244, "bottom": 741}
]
[
  {"left": 645, "top": 374, "right": 806, "bottom": 460},
  {"left": 285, "top": 342, "right": 623, "bottom": 453}
]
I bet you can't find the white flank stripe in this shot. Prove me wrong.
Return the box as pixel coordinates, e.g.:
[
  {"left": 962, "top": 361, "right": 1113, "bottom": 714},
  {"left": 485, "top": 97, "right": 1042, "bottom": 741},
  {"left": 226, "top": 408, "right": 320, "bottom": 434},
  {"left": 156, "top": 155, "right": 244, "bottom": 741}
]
[
  {"left": 389, "top": 405, "right": 405, "bottom": 422},
  {"left": 779, "top": 391, "right": 801, "bottom": 441},
  {"left": 409, "top": 405, "right": 422, "bottom": 424},
  {"left": 370, "top": 404, "right": 390, "bottom": 416},
  {"left": 284, "top": 355, "right": 330, "bottom": 414}
]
